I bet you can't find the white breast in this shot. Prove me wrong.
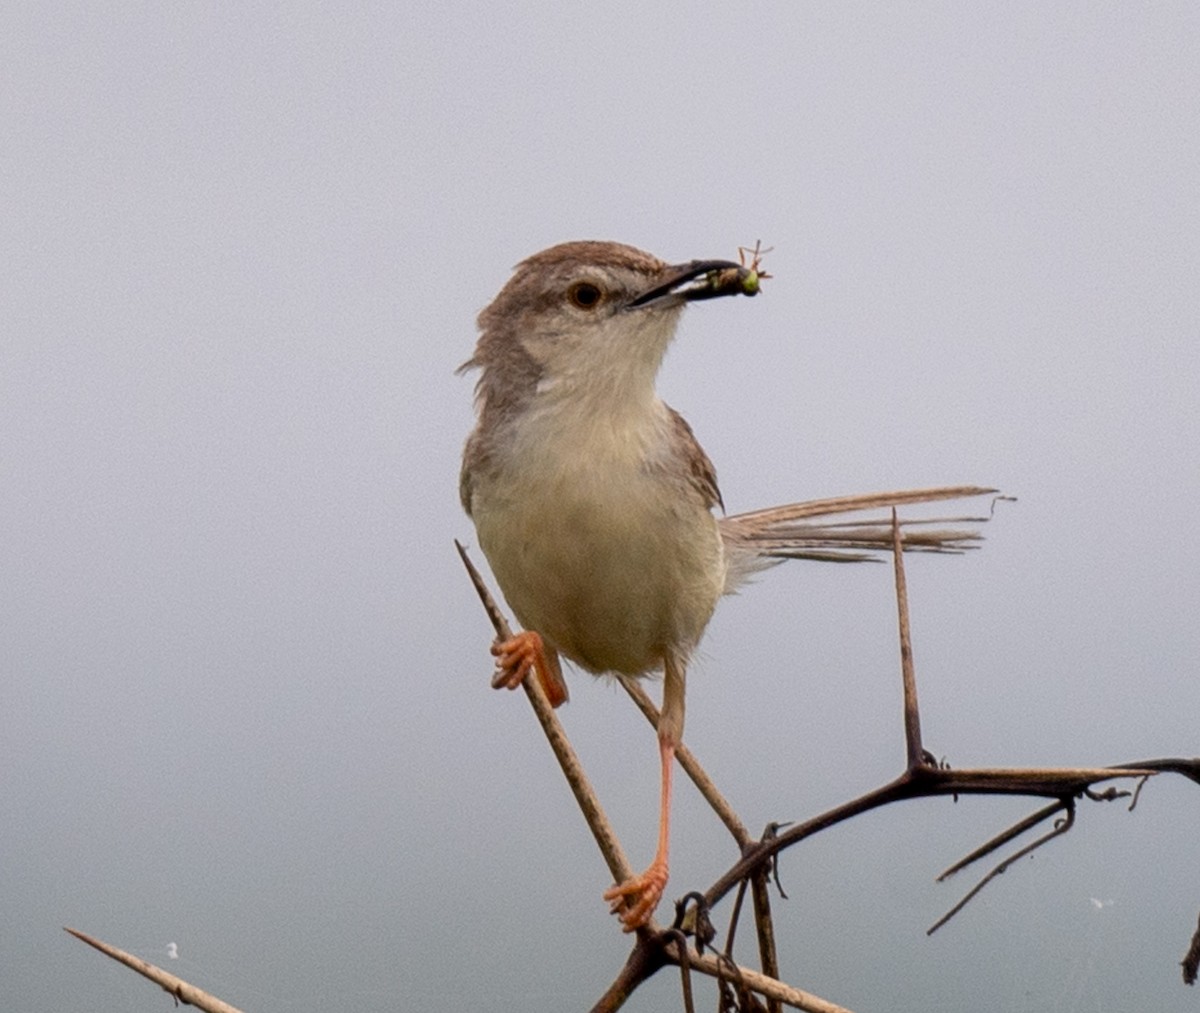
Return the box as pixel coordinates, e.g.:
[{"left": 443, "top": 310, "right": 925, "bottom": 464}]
[{"left": 471, "top": 398, "right": 725, "bottom": 676}]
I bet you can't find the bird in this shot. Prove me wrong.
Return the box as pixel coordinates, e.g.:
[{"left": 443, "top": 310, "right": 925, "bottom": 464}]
[{"left": 459, "top": 240, "right": 990, "bottom": 931}]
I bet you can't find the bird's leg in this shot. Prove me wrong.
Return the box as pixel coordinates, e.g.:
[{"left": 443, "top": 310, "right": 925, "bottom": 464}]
[
  {"left": 604, "top": 652, "right": 685, "bottom": 931},
  {"left": 490, "top": 631, "right": 569, "bottom": 707},
  {"left": 603, "top": 734, "right": 675, "bottom": 931}
]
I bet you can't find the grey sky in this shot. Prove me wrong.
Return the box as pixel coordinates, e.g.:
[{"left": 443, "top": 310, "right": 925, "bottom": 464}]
[{"left": 4, "top": 4, "right": 1198, "bottom": 1011}]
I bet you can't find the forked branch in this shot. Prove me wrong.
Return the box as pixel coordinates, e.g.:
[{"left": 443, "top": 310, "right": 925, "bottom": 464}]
[{"left": 455, "top": 495, "right": 1197, "bottom": 1012}]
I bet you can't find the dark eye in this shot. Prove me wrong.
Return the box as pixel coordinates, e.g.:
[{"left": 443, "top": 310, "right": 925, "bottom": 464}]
[{"left": 568, "top": 282, "right": 603, "bottom": 310}]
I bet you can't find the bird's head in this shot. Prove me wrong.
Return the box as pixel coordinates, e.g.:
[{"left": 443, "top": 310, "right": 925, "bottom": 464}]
[{"left": 460, "top": 241, "right": 759, "bottom": 420}]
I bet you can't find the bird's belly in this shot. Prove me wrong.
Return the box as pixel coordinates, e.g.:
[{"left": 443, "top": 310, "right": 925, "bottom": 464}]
[{"left": 474, "top": 466, "right": 725, "bottom": 676}]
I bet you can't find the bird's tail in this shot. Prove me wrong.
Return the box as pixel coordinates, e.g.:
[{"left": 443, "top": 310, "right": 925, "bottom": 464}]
[{"left": 718, "top": 485, "right": 1004, "bottom": 593}]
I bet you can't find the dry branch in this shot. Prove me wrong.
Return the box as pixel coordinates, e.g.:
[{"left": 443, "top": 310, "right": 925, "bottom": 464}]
[
  {"left": 455, "top": 539, "right": 635, "bottom": 888},
  {"left": 455, "top": 490, "right": 1197, "bottom": 1011},
  {"left": 64, "top": 928, "right": 245, "bottom": 1013},
  {"left": 1183, "top": 912, "right": 1200, "bottom": 986}
]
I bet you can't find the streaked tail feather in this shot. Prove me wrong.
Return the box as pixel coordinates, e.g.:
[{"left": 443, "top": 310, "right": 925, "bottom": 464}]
[{"left": 719, "top": 485, "right": 1002, "bottom": 592}]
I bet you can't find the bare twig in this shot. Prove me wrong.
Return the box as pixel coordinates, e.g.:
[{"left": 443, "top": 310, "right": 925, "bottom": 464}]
[
  {"left": 751, "top": 868, "right": 783, "bottom": 1013},
  {"left": 927, "top": 804, "right": 1076, "bottom": 934},
  {"left": 936, "top": 801, "right": 1065, "bottom": 881},
  {"left": 455, "top": 540, "right": 635, "bottom": 887},
  {"left": 64, "top": 928, "right": 245, "bottom": 1013},
  {"left": 616, "top": 675, "right": 751, "bottom": 846},
  {"left": 589, "top": 933, "right": 841, "bottom": 1013},
  {"left": 1182, "top": 912, "right": 1200, "bottom": 986},
  {"left": 724, "top": 877, "right": 751, "bottom": 959},
  {"left": 1115, "top": 757, "right": 1200, "bottom": 785},
  {"left": 664, "top": 929, "right": 697, "bottom": 1013},
  {"left": 662, "top": 940, "right": 855, "bottom": 1013},
  {"left": 890, "top": 508, "right": 925, "bottom": 769}
]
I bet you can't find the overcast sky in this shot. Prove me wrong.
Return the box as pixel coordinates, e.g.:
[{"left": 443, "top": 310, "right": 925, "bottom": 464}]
[{"left": 4, "top": 5, "right": 1199, "bottom": 1012}]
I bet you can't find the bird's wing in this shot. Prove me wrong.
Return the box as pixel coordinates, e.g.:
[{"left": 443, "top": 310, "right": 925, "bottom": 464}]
[
  {"left": 718, "top": 485, "right": 1003, "bottom": 593},
  {"left": 665, "top": 406, "right": 724, "bottom": 512}
]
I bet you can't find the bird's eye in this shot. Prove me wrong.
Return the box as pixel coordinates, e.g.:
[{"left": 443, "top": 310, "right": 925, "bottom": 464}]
[{"left": 568, "top": 282, "right": 603, "bottom": 310}]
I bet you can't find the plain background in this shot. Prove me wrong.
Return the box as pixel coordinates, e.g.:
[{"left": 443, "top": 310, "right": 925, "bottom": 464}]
[{"left": 4, "top": 4, "right": 1198, "bottom": 1011}]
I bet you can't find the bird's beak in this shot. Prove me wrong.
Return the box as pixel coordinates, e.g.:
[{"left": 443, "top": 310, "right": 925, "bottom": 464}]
[{"left": 627, "top": 259, "right": 760, "bottom": 311}]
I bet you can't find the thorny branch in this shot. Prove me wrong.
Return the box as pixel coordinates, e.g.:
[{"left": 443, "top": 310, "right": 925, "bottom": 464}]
[
  {"left": 63, "top": 514, "right": 1199, "bottom": 1012},
  {"left": 455, "top": 504, "right": 1200, "bottom": 1013}
]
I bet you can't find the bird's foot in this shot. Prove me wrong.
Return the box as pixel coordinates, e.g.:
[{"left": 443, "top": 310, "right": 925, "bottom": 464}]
[
  {"left": 490, "top": 631, "right": 568, "bottom": 707},
  {"left": 603, "top": 860, "right": 669, "bottom": 932}
]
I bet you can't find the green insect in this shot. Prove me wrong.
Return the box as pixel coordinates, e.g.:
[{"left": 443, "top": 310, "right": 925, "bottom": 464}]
[
  {"left": 738, "top": 240, "right": 773, "bottom": 287},
  {"left": 703, "top": 240, "right": 773, "bottom": 298}
]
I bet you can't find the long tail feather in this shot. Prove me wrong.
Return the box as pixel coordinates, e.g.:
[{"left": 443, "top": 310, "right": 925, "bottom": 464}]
[{"left": 719, "top": 485, "right": 1003, "bottom": 591}]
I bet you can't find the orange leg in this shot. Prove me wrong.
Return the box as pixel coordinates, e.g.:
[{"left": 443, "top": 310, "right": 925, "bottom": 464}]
[
  {"left": 603, "top": 732, "right": 675, "bottom": 932},
  {"left": 604, "top": 652, "right": 685, "bottom": 931},
  {"left": 490, "top": 630, "right": 569, "bottom": 708}
]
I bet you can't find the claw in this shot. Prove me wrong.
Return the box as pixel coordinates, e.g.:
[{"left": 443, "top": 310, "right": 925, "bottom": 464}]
[
  {"left": 603, "top": 860, "right": 669, "bottom": 932},
  {"left": 489, "top": 630, "right": 568, "bottom": 707}
]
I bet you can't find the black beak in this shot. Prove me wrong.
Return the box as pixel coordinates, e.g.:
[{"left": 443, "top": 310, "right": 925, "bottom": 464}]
[{"left": 628, "top": 259, "right": 758, "bottom": 310}]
